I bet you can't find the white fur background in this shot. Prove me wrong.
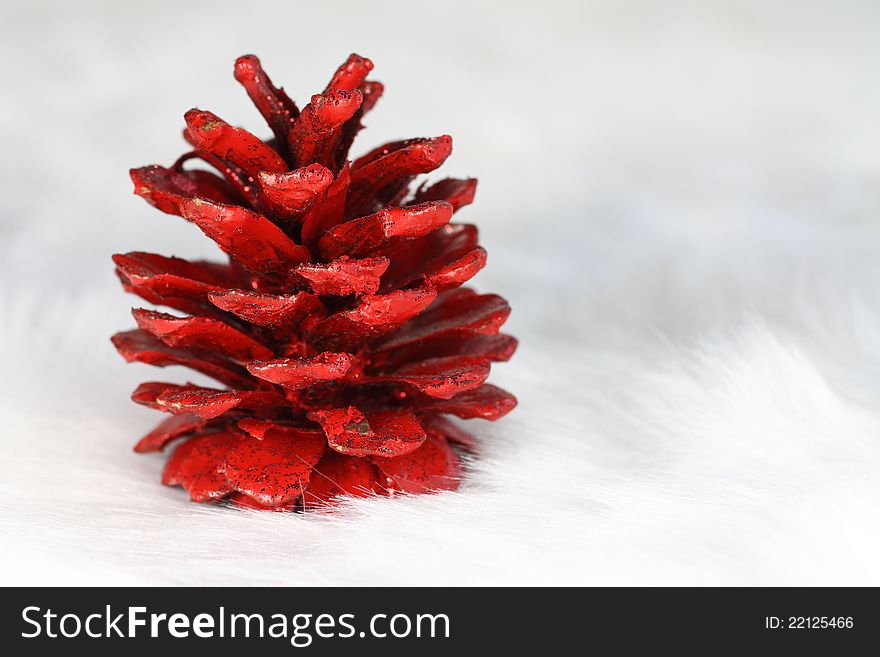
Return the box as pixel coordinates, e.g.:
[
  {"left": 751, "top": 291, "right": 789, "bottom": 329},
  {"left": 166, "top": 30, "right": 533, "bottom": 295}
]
[{"left": 2, "top": 0, "right": 880, "bottom": 585}]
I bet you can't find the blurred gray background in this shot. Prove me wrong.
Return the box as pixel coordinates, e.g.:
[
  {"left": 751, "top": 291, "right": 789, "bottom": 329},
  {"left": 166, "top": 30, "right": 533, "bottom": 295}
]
[{"left": 2, "top": 0, "right": 880, "bottom": 585}]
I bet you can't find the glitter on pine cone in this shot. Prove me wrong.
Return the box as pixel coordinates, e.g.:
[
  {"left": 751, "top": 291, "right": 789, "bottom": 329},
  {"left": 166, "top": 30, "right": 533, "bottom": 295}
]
[{"left": 112, "top": 53, "right": 517, "bottom": 511}]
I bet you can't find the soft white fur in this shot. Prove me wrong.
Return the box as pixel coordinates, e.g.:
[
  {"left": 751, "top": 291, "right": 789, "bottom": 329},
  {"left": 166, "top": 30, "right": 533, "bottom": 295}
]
[{"left": 3, "top": 0, "right": 880, "bottom": 585}]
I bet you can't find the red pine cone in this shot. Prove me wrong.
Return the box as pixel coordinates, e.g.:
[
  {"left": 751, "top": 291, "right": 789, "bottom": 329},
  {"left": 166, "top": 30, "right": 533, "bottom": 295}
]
[{"left": 113, "top": 54, "right": 517, "bottom": 511}]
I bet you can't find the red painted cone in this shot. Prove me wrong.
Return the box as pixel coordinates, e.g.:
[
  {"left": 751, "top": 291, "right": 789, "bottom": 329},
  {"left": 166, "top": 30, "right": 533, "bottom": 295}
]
[{"left": 114, "top": 54, "right": 517, "bottom": 510}]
